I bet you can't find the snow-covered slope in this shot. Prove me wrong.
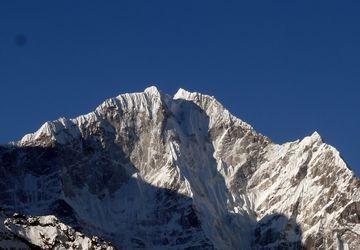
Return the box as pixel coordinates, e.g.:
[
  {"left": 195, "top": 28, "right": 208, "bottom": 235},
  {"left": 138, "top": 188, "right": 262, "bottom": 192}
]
[{"left": 0, "top": 86, "right": 359, "bottom": 249}]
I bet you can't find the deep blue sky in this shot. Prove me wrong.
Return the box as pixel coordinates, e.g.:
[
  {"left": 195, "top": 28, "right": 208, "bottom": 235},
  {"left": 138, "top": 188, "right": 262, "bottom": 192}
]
[{"left": 0, "top": 1, "right": 359, "bottom": 174}]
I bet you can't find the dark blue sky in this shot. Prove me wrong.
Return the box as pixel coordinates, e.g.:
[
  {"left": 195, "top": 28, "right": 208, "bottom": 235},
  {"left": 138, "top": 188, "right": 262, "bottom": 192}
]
[{"left": 1, "top": 1, "right": 359, "bottom": 174}]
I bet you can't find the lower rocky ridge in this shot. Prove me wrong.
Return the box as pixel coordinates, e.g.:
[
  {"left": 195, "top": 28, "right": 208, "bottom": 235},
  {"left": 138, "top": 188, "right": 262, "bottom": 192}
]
[{"left": 0, "top": 210, "right": 114, "bottom": 249}]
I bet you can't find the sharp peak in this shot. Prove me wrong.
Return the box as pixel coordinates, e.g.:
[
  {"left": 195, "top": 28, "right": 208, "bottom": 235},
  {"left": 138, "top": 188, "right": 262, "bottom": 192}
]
[
  {"left": 174, "top": 87, "right": 191, "bottom": 98},
  {"left": 141, "top": 86, "right": 213, "bottom": 100},
  {"left": 307, "top": 131, "right": 323, "bottom": 143},
  {"left": 174, "top": 87, "right": 215, "bottom": 100},
  {"left": 143, "top": 86, "right": 216, "bottom": 103},
  {"left": 144, "top": 85, "right": 161, "bottom": 94},
  {"left": 311, "top": 131, "right": 321, "bottom": 139}
]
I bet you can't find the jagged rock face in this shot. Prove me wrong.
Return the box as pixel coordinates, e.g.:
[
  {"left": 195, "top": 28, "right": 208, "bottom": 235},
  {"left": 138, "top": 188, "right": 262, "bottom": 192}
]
[
  {"left": 0, "top": 86, "right": 359, "bottom": 249},
  {"left": 0, "top": 212, "right": 114, "bottom": 249}
]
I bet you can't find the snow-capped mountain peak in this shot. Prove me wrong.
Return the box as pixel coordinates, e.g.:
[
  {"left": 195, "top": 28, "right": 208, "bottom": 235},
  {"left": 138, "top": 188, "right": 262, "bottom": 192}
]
[{"left": 1, "top": 87, "right": 359, "bottom": 249}]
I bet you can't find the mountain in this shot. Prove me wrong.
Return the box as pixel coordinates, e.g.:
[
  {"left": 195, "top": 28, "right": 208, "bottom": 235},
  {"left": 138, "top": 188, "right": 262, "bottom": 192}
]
[{"left": 0, "top": 86, "right": 359, "bottom": 249}]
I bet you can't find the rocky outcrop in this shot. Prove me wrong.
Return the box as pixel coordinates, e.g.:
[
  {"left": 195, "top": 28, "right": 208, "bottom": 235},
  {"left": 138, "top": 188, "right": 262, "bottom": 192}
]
[{"left": 1, "top": 212, "right": 114, "bottom": 249}]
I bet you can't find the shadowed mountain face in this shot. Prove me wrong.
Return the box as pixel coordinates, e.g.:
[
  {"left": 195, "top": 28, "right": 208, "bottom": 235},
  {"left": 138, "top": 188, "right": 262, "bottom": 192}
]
[{"left": 0, "top": 86, "right": 359, "bottom": 249}]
